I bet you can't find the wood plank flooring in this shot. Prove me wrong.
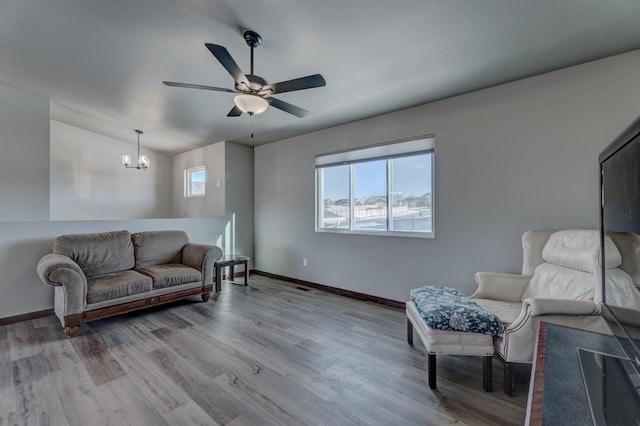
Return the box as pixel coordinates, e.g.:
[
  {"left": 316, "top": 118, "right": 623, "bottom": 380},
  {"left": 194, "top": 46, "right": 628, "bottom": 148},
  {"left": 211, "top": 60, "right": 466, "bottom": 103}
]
[{"left": 0, "top": 275, "right": 528, "bottom": 425}]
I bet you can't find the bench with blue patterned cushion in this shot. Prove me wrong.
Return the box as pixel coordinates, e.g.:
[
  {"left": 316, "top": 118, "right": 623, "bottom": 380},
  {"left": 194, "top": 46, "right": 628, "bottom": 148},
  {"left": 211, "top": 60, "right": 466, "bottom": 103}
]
[{"left": 410, "top": 286, "right": 504, "bottom": 335}]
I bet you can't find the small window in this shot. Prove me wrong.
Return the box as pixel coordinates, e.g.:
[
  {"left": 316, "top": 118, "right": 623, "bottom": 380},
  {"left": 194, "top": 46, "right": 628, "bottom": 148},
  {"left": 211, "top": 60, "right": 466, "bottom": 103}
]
[
  {"left": 316, "top": 136, "right": 434, "bottom": 238},
  {"left": 185, "top": 166, "right": 206, "bottom": 197}
]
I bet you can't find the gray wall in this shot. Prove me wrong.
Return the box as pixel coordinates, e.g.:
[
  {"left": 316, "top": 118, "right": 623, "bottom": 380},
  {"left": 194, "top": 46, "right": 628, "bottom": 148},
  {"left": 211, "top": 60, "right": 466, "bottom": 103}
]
[
  {"left": 50, "top": 120, "right": 173, "bottom": 220},
  {"left": 171, "top": 141, "right": 225, "bottom": 219},
  {"left": 224, "top": 142, "right": 254, "bottom": 258},
  {"left": 0, "top": 83, "right": 49, "bottom": 221},
  {"left": 254, "top": 49, "right": 640, "bottom": 302}
]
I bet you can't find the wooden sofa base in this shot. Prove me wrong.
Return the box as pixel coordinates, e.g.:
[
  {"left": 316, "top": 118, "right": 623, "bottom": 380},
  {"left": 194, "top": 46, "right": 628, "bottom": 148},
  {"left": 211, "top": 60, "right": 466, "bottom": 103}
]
[{"left": 63, "top": 284, "right": 213, "bottom": 338}]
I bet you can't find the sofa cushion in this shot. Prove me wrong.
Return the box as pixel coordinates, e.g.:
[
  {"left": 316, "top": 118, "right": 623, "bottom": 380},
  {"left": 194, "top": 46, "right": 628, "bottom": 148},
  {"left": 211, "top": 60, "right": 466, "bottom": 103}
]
[
  {"left": 542, "top": 229, "right": 621, "bottom": 273},
  {"left": 86, "top": 270, "right": 152, "bottom": 304},
  {"left": 136, "top": 264, "right": 202, "bottom": 289},
  {"left": 131, "top": 230, "right": 189, "bottom": 268},
  {"left": 53, "top": 230, "right": 135, "bottom": 278}
]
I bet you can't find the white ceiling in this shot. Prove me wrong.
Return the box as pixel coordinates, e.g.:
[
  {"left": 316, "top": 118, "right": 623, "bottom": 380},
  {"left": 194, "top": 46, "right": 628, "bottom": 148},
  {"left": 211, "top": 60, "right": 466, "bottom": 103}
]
[{"left": 1, "top": 0, "right": 640, "bottom": 154}]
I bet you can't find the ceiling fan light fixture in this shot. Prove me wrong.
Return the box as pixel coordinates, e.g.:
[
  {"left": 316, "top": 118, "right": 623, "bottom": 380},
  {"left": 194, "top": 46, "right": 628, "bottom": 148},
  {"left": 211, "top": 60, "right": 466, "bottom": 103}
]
[{"left": 234, "top": 94, "right": 268, "bottom": 115}]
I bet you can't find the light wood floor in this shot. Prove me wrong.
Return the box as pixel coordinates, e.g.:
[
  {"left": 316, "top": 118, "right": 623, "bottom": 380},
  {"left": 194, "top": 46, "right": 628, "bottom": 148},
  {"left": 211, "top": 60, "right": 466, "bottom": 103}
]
[{"left": 0, "top": 275, "right": 529, "bottom": 425}]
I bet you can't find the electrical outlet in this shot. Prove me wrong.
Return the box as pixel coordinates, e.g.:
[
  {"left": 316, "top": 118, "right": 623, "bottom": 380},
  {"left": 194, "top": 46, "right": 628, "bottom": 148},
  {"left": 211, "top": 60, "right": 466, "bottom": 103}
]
[{"left": 303, "top": 258, "right": 308, "bottom": 267}]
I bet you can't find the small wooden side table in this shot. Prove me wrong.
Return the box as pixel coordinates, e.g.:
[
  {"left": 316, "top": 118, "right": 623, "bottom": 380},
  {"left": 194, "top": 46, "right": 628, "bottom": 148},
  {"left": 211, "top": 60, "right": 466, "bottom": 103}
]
[{"left": 214, "top": 255, "right": 249, "bottom": 292}]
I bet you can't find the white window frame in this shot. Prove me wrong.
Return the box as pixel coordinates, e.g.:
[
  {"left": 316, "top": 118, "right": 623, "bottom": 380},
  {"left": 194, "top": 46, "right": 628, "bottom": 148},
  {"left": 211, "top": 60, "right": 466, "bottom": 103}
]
[
  {"left": 315, "top": 135, "right": 435, "bottom": 238},
  {"left": 184, "top": 166, "right": 206, "bottom": 198}
]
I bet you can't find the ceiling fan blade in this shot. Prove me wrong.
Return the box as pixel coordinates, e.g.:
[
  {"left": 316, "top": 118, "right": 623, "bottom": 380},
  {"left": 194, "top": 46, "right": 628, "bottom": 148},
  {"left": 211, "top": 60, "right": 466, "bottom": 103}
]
[
  {"left": 268, "top": 97, "right": 309, "bottom": 118},
  {"left": 205, "top": 43, "right": 250, "bottom": 87},
  {"left": 163, "top": 81, "right": 237, "bottom": 93},
  {"left": 261, "top": 74, "right": 326, "bottom": 95},
  {"left": 227, "top": 105, "right": 243, "bottom": 117}
]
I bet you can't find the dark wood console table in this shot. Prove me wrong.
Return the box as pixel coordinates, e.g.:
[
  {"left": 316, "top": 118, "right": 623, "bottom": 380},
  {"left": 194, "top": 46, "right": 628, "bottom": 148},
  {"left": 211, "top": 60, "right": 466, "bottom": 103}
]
[
  {"left": 214, "top": 255, "right": 249, "bottom": 292},
  {"left": 526, "top": 322, "right": 625, "bottom": 425}
]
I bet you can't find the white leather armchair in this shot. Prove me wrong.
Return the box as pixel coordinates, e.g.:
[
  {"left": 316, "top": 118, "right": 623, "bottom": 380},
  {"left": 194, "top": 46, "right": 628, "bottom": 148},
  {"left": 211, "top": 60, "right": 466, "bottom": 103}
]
[{"left": 471, "top": 229, "right": 640, "bottom": 396}]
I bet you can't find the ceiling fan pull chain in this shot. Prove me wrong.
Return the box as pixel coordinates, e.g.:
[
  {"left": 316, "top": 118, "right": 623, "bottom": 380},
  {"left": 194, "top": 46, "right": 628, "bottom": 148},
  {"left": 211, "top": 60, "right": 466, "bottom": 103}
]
[{"left": 250, "top": 113, "right": 255, "bottom": 144}]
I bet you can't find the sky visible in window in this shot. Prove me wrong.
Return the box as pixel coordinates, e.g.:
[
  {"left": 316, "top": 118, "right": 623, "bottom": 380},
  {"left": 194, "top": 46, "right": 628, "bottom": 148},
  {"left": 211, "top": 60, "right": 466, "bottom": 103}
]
[
  {"left": 355, "top": 160, "right": 386, "bottom": 198},
  {"left": 322, "top": 165, "right": 349, "bottom": 200},
  {"left": 391, "top": 154, "right": 432, "bottom": 197},
  {"left": 322, "top": 154, "right": 432, "bottom": 200},
  {"left": 191, "top": 169, "right": 206, "bottom": 183}
]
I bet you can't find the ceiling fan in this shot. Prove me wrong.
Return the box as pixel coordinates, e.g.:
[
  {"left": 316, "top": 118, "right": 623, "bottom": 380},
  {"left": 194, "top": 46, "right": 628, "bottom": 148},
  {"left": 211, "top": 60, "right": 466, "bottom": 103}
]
[{"left": 163, "top": 31, "right": 326, "bottom": 118}]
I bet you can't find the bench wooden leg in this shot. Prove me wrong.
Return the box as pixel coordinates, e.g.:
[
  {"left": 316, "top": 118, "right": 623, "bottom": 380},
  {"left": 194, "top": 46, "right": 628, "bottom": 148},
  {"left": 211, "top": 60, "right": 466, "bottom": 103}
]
[
  {"left": 428, "top": 353, "right": 437, "bottom": 389},
  {"left": 407, "top": 318, "right": 414, "bottom": 345},
  {"left": 483, "top": 355, "right": 493, "bottom": 392},
  {"left": 504, "top": 361, "right": 515, "bottom": 397}
]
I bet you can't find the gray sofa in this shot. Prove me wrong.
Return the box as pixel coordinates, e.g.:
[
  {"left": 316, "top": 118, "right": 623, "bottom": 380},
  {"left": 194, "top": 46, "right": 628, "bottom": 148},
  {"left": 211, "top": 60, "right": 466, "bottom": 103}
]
[{"left": 37, "top": 230, "right": 222, "bottom": 337}]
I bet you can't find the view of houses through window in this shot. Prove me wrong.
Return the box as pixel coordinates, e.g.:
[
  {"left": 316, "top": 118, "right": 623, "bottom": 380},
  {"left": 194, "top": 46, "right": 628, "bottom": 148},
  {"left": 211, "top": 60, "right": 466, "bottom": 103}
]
[{"left": 316, "top": 136, "right": 434, "bottom": 236}]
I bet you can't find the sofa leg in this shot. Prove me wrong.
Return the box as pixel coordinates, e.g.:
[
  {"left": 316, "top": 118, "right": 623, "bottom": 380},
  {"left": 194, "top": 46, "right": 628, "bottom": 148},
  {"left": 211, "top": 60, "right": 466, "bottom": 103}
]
[
  {"left": 483, "top": 355, "right": 493, "bottom": 392},
  {"left": 407, "top": 318, "right": 414, "bottom": 345},
  {"left": 504, "top": 361, "right": 515, "bottom": 397},
  {"left": 428, "top": 353, "right": 437, "bottom": 389},
  {"left": 201, "top": 293, "right": 210, "bottom": 302},
  {"left": 64, "top": 326, "right": 80, "bottom": 338}
]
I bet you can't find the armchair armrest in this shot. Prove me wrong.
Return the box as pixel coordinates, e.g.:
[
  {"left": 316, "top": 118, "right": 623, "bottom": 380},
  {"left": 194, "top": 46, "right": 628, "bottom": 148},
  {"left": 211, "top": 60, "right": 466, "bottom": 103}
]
[
  {"left": 508, "top": 297, "right": 598, "bottom": 333},
  {"left": 182, "top": 243, "right": 223, "bottom": 286},
  {"left": 524, "top": 297, "right": 598, "bottom": 317},
  {"left": 471, "top": 272, "right": 531, "bottom": 302},
  {"left": 36, "top": 253, "right": 87, "bottom": 315},
  {"left": 499, "top": 298, "right": 601, "bottom": 364}
]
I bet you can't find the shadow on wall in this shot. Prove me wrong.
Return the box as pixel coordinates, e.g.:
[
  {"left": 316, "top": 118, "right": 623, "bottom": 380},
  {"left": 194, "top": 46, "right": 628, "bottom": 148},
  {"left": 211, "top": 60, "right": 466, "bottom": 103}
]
[{"left": 217, "top": 213, "right": 239, "bottom": 257}]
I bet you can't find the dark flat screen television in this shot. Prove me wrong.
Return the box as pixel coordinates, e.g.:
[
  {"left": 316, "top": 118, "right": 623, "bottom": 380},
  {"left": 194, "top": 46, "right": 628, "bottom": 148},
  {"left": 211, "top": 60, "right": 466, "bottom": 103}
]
[
  {"left": 579, "top": 115, "right": 640, "bottom": 424},
  {"left": 600, "top": 116, "right": 640, "bottom": 363}
]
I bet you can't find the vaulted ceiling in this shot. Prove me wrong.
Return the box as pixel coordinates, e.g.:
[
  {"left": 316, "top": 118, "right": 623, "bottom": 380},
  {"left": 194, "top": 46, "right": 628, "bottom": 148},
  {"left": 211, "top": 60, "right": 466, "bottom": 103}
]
[{"left": 1, "top": 0, "right": 640, "bottom": 154}]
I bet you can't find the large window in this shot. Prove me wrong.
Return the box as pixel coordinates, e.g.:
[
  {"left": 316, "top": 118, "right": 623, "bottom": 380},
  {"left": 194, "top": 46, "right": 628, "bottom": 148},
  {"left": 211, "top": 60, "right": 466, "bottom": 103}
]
[
  {"left": 185, "top": 166, "right": 206, "bottom": 197},
  {"left": 316, "top": 136, "right": 434, "bottom": 237}
]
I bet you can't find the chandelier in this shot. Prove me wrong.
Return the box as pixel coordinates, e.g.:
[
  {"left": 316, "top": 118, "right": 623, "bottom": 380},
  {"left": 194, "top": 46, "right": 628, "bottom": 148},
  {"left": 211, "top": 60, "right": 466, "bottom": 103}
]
[{"left": 122, "top": 129, "right": 149, "bottom": 170}]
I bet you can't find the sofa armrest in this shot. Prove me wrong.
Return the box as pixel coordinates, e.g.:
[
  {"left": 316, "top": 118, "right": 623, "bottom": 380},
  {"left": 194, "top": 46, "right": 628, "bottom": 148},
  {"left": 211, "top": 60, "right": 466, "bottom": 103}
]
[
  {"left": 182, "top": 243, "right": 223, "bottom": 286},
  {"left": 471, "top": 272, "right": 531, "bottom": 302},
  {"left": 36, "top": 253, "right": 87, "bottom": 316}
]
